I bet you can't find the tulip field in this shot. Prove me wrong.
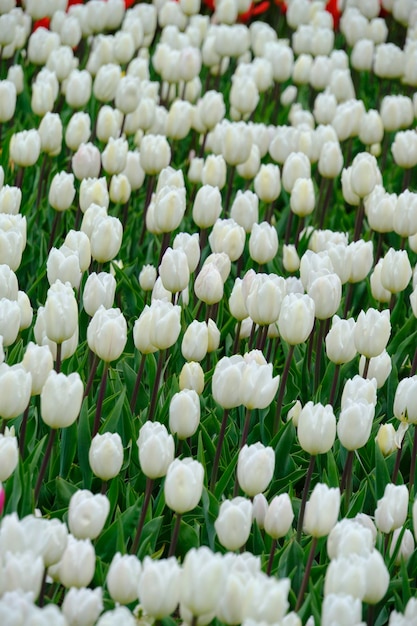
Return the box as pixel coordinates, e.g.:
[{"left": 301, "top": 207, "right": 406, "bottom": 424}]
[{"left": 2, "top": 0, "right": 417, "bottom": 624}]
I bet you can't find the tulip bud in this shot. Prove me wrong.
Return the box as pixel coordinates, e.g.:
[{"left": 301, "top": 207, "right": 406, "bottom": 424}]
[
  {"left": 214, "top": 497, "right": 253, "bottom": 551},
  {"left": 64, "top": 69, "right": 92, "bottom": 109},
  {"left": 0, "top": 80, "right": 16, "bottom": 123},
  {"left": 243, "top": 572, "right": 290, "bottom": 623},
  {"left": 380, "top": 248, "right": 412, "bottom": 294},
  {"left": 72, "top": 143, "right": 101, "bottom": 180},
  {"left": 252, "top": 493, "right": 268, "bottom": 530},
  {"left": 325, "top": 315, "right": 357, "bottom": 365},
  {"left": 303, "top": 483, "right": 340, "bottom": 537},
  {"left": 237, "top": 443, "right": 275, "bottom": 497},
  {"left": 192, "top": 184, "right": 223, "bottom": 229},
  {"left": 278, "top": 293, "right": 315, "bottom": 345},
  {"left": 164, "top": 457, "right": 204, "bottom": 514},
  {"left": 322, "top": 593, "right": 362, "bottom": 626},
  {"left": 375, "top": 483, "right": 408, "bottom": 533},
  {"left": 240, "top": 355, "right": 280, "bottom": 410},
  {"left": 106, "top": 552, "right": 141, "bottom": 605},
  {"left": 139, "top": 134, "right": 171, "bottom": 175},
  {"left": 248, "top": 222, "right": 278, "bottom": 265},
  {"left": 282, "top": 152, "right": 311, "bottom": 193},
  {"left": 83, "top": 272, "right": 116, "bottom": 317},
  {"left": 254, "top": 163, "right": 281, "bottom": 204},
  {"left": 10, "top": 129, "right": 41, "bottom": 168},
  {"left": 0, "top": 363, "right": 31, "bottom": 420},
  {"left": 48, "top": 172, "right": 76, "bottom": 213},
  {"left": 65, "top": 112, "right": 91, "bottom": 152},
  {"left": 194, "top": 263, "right": 224, "bottom": 305},
  {"left": 41, "top": 370, "right": 83, "bottom": 428},
  {"left": 390, "top": 527, "right": 415, "bottom": 565},
  {"left": 62, "top": 587, "right": 103, "bottom": 626},
  {"left": 138, "top": 556, "right": 182, "bottom": 618},
  {"left": 169, "top": 389, "right": 200, "bottom": 439},
  {"left": 54, "top": 535, "right": 96, "bottom": 589},
  {"left": 68, "top": 490, "right": 110, "bottom": 540},
  {"left": 0, "top": 428, "right": 18, "bottom": 481},
  {"left": 139, "top": 265, "right": 157, "bottom": 292},
  {"left": 22, "top": 342, "right": 53, "bottom": 396},
  {"left": 359, "top": 350, "right": 391, "bottom": 389},
  {"left": 89, "top": 432, "right": 124, "bottom": 481},
  {"left": 375, "top": 423, "right": 397, "bottom": 457},
  {"left": 297, "top": 401, "right": 336, "bottom": 455},
  {"left": 43, "top": 280, "right": 78, "bottom": 345},
  {"left": 354, "top": 308, "right": 391, "bottom": 359},
  {"left": 47, "top": 247, "right": 82, "bottom": 290},
  {"left": 87, "top": 306, "right": 127, "bottom": 363},
  {"left": 137, "top": 421, "right": 174, "bottom": 479},
  {"left": 90, "top": 215, "right": 123, "bottom": 264},
  {"left": 179, "top": 361, "right": 205, "bottom": 394},
  {"left": 264, "top": 493, "right": 294, "bottom": 539}
]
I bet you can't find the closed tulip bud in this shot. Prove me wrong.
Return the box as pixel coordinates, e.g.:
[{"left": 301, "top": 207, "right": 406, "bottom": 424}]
[
  {"left": 230, "top": 190, "right": 258, "bottom": 233},
  {"left": 140, "top": 134, "right": 171, "bottom": 176},
  {"left": 0, "top": 185, "right": 21, "bottom": 215},
  {"left": 41, "top": 371, "right": 83, "bottom": 429},
  {"left": 290, "top": 177, "right": 315, "bottom": 217},
  {"left": 43, "top": 280, "right": 78, "bottom": 344},
  {"left": 208, "top": 218, "right": 245, "bottom": 262},
  {"left": 72, "top": 143, "right": 101, "bottom": 180},
  {"left": 22, "top": 342, "right": 53, "bottom": 396},
  {"left": 90, "top": 215, "right": 123, "bottom": 263},
  {"left": 139, "top": 264, "right": 157, "bottom": 292},
  {"left": 347, "top": 239, "right": 373, "bottom": 283},
  {"left": 192, "top": 185, "right": 223, "bottom": 229},
  {"left": 228, "top": 278, "right": 248, "bottom": 321},
  {"left": 1, "top": 550, "right": 44, "bottom": 599},
  {"left": 252, "top": 493, "right": 268, "bottom": 530},
  {"left": 62, "top": 587, "right": 103, "bottom": 626},
  {"left": 297, "top": 401, "right": 336, "bottom": 455},
  {"left": 194, "top": 263, "right": 224, "bottom": 305},
  {"left": 201, "top": 154, "right": 226, "bottom": 189},
  {"left": 96, "top": 106, "right": 123, "bottom": 144},
  {"left": 278, "top": 293, "right": 315, "bottom": 345},
  {"left": 47, "top": 247, "right": 81, "bottom": 290},
  {"left": 179, "top": 361, "right": 204, "bottom": 394},
  {"left": 325, "top": 315, "right": 357, "bottom": 365},
  {"left": 68, "top": 490, "right": 109, "bottom": 540},
  {"left": 10, "top": 129, "right": 41, "bottom": 168},
  {"left": 282, "top": 152, "right": 311, "bottom": 193},
  {"left": 54, "top": 535, "right": 96, "bottom": 589},
  {"left": 0, "top": 429, "right": 18, "bottom": 481},
  {"left": 64, "top": 69, "right": 92, "bottom": 109},
  {"left": 390, "top": 527, "right": 415, "bottom": 565},
  {"left": 0, "top": 363, "right": 31, "bottom": 420},
  {"left": 264, "top": 493, "right": 294, "bottom": 540},
  {"left": 237, "top": 442, "right": 275, "bottom": 497},
  {"left": 393, "top": 376, "right": 417, "bottom": 424},
  {"left": 164, "top": 457, "right": 204, "bottom": 514},
  {"left": 254, "top": 163, "right": 281, "bottom": 203},
  {"left": 222, "top": 122, "right": 252, "bottom": 166},
  {"left": 64, "top": 230, "right": 91, "bottom": 273},
  {"left": 341, "top": 376, "right": 377, "bottom": 412},
  {"left": 303, "top": 483, "right": 340, "bottom": 537},
  {"left": 38, "top": 112, "right": 63, "bottom": 156},
  {"left": 350, "top": 152, "right": 381, "bottom": 199},
  {"left": 109, "top": 174, "right": 131, "bottom": 205},
  {"left": 244, "top": 273, "right": 286, "bottom": 326},
  {"left": 307, "top": 271, "right": 342, "bottom": 320},
  {"left": 79, "top": 178, "right": 109, "bottom": 214},
  {"left": 282, "top": 244, "right": 300, "bottom": 273},
  {"left": 106, "top": 552, "right": 141, "bottom": 605},
  {"left": 394, "top": 190, "right": 417, "bottom": 238},
  {"left": 17, "top": 291, "right": 32, "bottom": 332},
  {"left": 0, "top": 80, "right": 16, "bottom": 123},
  {"left": 137, "top": 421, "right": 174, "bottom": 479},
  {"left": 337, "top": 400, "right": 375, "bottom": 451},
  {"left": 240, "top": 356, "right": 280, "bottom": 410},
  {"left": 354, "top": 308, "right": 391, "bottom": 359},
  {"left": 375, "top": 483, "right": 408, "bottom": 533},
  {"left": 318, "top": 141, "right": 343, "bottom": 178},
  {"left": 380, "top": 248, "right": 412, "bottom": 294},
  {"left": 169, "top": 389, "right": 200, "bottom": 439},
  {"left": 0, "top": 298, "right": 20, "bottom": 346},
  {"left": 362, "top": 549, "right": 390, "bottom": 605},
  {"left": 180, "top": 547, "right": 225, "bottom": 619},
  {"left": 93, "top": 63, "right": 122, "bottom": 103},
  {"left": 159, "top": 247, "right": 190, "bottom": 294},
  {"left": 147, "top": 300, "right": 181, "bottom": 350},
  {"left": 248, "top": 222, "right": 278, "bottom": 265},
  {"left": 181, "top": 320, "right": 208, "bottom": 362},
  {"left": 215, "top": 497, "right": 253, "bottom": 551},
  {"left": 96, "top": 607, "right": 136, "bottom": 626},
  {"left": 65, "top": 112, "right": 91, "bottom": 152},
  {"left": 138, "top": 556, "right": 181, "bottom": 618},
  {"left": 87, "top": 306, "right": 127, "bottom": 362},
  {"left": 375, "top": 423, "right": 397, "bottom": 457},
  {"left": 243, "top": 572, "right": 290, "bottom": 623},
  {"left": 89, "top": 431, "right": 124, "bottom": 481},
  {"left": 173, "top": 232, "right": 200, "bottom": 274},
  {"left": 122, "top": 151, "right": 145, "bottom": 191},
  {"left": 83, "top": 272, "right": 116, "bottom": 317},
  {"left": 101, "top": 137, "right": 128, "bottom": 176},
  {"left": 48, "top": 172, "right": 75, "bottom": 213}
]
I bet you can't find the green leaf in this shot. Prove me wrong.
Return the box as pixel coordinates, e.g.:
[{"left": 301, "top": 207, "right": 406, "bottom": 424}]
[
  {"left": 375, "top": 443, "right": 391, "bottom": 501},
  {"left": 59, "top": 421, "right": 77, "bottom": 479},
  {"left": 77, "top": 399, "right": 92, "bottom": 490},
  {"left": 101, "top": 388, "right": 126, "bottom": 433}
]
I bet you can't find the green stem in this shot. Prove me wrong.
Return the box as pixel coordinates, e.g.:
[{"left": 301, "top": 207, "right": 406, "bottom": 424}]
[
  {"left": 148, "top": 350, "right": 166, "bottom": 422},
  {"left": 273, "top": 344, "right": 295, "bottom": 435},
  {"left": 131, "top": 477, "right": 154, "bottom": 555},
  {"left": 93, "top": 362, "right": 109, "bottom": 437},
  {"left": 168, "top": 513, "right": 182, "bottom": 557},
  {"left": 210, "top": 408, "right": 229, "bottom": 491},
  {"left": 266, "top": 538, "right": 277, "bottom": 576},
  {"left": 295, "top": 536, "right": 318, "bottom": 611},
  {"left": 34, "top": 429, "right": 57, "bottom": 504},
  {"left": 130, "top": 353, "right": 146, "bottom": 413}
]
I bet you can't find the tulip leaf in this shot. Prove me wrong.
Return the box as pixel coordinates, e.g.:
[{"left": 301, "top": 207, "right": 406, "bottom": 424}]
[
  {"left": 214, "top": 450, "right": 239, "bottom": 499},
  {"left": 137, "top": 516, "right": 164, "bottom": 559},
  {"left": 59, "top": 421, "right": 77, "bottom": 479},
  {"left": 95, "top": 504, "right": 139, "bottom": 561},
  {"left": 176, "top": 518, "right": 199, "bottom": 558},
  {"left": 201, "top": 487, "right": 217, "bottom": 551},
  {"left": 101, "top": 388, "right": 126, "bottom": 433}
]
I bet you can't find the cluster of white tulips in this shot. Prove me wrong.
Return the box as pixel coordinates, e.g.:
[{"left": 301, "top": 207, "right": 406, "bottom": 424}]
[{"left": 2, "top": 0, "right": 417, "bottom": 623}]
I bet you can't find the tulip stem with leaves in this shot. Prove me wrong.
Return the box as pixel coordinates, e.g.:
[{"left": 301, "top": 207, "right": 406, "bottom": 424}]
[
  {"left": 130, "top": 353, "right": 146, "bottom": 413},
  {"left": 329, "top": 364, "right": 340, "bottom": 406},
  {"left": 84, "top": 353, "right": 99, "bottom": 399},
  {"left": 34, "top": 429, "right": 57, "bottom": 504},
  {"left": 148, "top": 350, "right": 166, "bottom": 422},
  {"left": 266, "top": 538, "right": 277, "bottom": 576},
  {"left": 295, "top": 535, "right": 318, "bottom": 611},
  {"left": 93, "top": 362, "right": 109, "bottom": 437},
  {"left": 224, "top": 165, "right": 236, "bottom": 216},
  {"left": 340, "top": 449, "right": 354, "bottom": 512},
  {"left": 19, "top": 404, "right": 30, "bottom": 457},
  {"left": 296, "top": 455, "right": 315, "bottom": 543},
  {"left": 408, "top": 426, "right": 417, "bottom": 496},
  {"left": 210, "top": 408, "right": 229, "bottom": 491},
  {"left": 273, "top": 344, "right": 294, "bottom": 435},
  {"left": 168, "top": 513, "right": 182, "bottom": 557},
  {"left": 131, "top": 477, "right": 154, "bottom": 555}
]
